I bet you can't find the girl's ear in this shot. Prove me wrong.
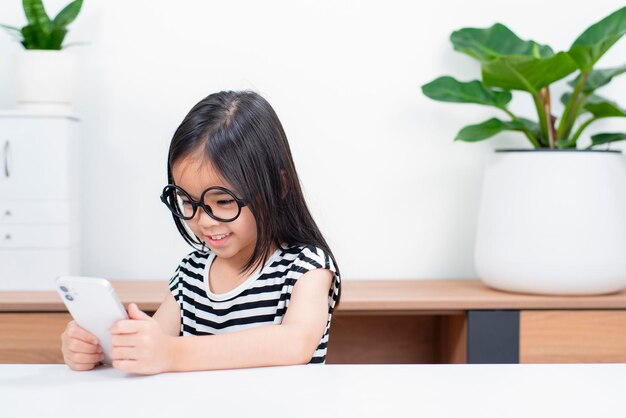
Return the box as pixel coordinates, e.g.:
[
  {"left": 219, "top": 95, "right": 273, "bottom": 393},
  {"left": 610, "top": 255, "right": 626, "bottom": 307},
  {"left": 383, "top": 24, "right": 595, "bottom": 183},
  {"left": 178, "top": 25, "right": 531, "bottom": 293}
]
[{"left": 280, "top": 169, "right": 289, "bottom": 199}]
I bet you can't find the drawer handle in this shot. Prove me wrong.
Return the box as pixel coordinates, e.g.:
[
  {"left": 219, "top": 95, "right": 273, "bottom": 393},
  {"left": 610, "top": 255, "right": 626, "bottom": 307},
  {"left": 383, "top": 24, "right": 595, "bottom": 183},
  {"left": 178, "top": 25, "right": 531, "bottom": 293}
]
[
  {"left": 4, "top": 210, "right": 10, "bottom": 217},
  {"left": 3, "top": 140, "right": 10, "bottom": 178},
  {"left": 4, "top": 234, "right": 11, "bottom": 241}
]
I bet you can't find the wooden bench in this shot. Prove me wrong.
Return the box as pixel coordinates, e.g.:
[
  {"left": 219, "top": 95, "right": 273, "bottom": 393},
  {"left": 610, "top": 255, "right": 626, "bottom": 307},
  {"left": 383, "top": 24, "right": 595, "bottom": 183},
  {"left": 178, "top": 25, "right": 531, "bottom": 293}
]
[{"left": 2, "top": 280, "right": 626, "bottom": 364}]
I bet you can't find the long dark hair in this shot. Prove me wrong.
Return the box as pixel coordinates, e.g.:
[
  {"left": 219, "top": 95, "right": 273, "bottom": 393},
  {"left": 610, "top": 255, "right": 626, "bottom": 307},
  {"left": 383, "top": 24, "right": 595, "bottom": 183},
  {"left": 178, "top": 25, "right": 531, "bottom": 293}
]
[{"left": 167, "top": 91, "right": 341, "bottom": 290}]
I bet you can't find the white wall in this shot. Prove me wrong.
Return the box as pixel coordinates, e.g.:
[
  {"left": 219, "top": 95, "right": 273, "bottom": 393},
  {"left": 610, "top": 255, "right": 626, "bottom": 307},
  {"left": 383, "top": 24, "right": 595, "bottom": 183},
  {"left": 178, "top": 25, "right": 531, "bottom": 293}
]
[{"left": 1, "top": 0, "right": 625, "bottom": 280}]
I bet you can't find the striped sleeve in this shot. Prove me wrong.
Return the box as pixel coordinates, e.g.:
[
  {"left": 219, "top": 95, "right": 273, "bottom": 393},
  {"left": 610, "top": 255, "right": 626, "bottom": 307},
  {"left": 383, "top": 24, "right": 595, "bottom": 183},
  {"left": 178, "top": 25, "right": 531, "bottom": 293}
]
[
  {"left": 292, "top": 246, "right": 341, "bottom": 313},
  {"left": 168, "top": 265, "right": 181, "bottom": 291},
  {"left": 167, "top": 261, "right": 183, "bottom": 336},
  {"left": 168, "top": 251, "right": 206, "bottom": 291}
]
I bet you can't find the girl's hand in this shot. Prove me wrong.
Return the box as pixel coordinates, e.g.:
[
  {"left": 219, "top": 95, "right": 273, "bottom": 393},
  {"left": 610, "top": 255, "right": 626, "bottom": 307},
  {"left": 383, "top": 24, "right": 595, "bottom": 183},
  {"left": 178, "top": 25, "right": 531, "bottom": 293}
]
[
  {"left": 110, "top": 303, "right": 176, "bottom": 375},
  {"left": 61, "top": 321, "right": 104, "bottom": 371}
]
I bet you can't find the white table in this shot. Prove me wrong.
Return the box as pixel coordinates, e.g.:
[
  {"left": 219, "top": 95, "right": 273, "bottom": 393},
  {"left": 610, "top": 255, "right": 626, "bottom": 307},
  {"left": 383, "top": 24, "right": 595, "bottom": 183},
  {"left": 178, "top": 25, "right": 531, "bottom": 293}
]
[{"left": 0, "top": 363, "right": 623, "bottom": 418}]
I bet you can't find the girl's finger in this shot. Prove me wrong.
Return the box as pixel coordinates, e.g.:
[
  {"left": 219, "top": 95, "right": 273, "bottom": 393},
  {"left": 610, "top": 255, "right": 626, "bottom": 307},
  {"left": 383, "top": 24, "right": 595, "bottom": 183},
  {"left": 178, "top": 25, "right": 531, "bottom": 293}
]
[
  {"left": 110, "top": 319, "right": 142, "bottom": 335},
  {"left": 71, "top": 352, "right": 105, "bottom": 365},
  {"left": 112, "top": 359, "right": 137, "bottom": 373},
  {"left": 70, "top": 353, "right": 104, "bottom": 365},
  {"left": 67, "top": 339, "right": 102, "bottom": 354},
  {"left": 67, "top": 323, "right": 99, "bottom": 345},
  {"left": 110, "top": 347, "right": 137, "bottom": 361},
  {"left": 67, "top": 359, "right": 98, "bottom": 371},
  {"left": 111, "top": 334, "right": 136, "bottom": 347}
]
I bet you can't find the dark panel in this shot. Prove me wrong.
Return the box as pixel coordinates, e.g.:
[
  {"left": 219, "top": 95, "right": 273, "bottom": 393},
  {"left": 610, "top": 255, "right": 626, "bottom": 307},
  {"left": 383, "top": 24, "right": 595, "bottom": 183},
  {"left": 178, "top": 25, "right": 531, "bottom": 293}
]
[{"left": 467, "top": 310, "right": 519, "bottom": 364}]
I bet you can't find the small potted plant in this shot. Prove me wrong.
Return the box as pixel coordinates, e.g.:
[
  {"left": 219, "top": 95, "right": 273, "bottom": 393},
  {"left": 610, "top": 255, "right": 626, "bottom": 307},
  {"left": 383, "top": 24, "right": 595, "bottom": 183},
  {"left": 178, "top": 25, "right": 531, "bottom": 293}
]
[
  {"left": 1, "top": 0, "right": 83, "bottom": 108},
  {"left": 422, "top": 6, "right": 626, "bottom": 295}
]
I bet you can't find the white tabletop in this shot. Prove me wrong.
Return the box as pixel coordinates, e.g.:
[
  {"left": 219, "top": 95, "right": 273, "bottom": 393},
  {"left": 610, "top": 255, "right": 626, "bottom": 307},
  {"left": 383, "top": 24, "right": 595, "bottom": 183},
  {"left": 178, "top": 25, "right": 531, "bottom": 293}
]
[{"left": 0, "top": 363, "right": 623, "bottom": 418}]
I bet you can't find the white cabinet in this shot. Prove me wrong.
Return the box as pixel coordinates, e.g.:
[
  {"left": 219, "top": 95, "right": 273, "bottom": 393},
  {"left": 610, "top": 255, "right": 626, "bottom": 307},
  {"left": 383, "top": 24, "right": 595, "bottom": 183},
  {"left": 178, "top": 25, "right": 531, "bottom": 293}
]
[{"left": 0, "top": 110, "right": 80, "bottom": 290}]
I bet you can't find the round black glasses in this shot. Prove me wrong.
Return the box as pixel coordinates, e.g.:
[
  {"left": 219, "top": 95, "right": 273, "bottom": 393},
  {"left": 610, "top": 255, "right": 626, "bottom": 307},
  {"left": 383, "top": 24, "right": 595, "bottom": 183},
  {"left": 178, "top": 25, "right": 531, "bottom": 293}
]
[{"left": 160, "top": 184, "right": 247, "bottom": 222}]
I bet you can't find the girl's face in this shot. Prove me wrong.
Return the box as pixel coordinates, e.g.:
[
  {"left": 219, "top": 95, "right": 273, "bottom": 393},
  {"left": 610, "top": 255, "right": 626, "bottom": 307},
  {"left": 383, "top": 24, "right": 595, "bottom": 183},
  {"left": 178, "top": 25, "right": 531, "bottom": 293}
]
[{"left": 172, "top": 153, "right": 258, "bottom": 268}]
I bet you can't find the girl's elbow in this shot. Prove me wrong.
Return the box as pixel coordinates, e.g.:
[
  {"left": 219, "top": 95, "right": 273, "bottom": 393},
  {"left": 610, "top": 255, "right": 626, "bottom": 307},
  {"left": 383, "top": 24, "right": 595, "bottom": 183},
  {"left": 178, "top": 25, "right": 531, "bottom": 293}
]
[
  {"left": 279, "top": 324, "right": 323, "bottom": 365},
  {"left": 286, "top": 334, "right": 318, "bottom": 365},
  {"left": 287, "top": 347, "right": 313, "bottom": 365}
]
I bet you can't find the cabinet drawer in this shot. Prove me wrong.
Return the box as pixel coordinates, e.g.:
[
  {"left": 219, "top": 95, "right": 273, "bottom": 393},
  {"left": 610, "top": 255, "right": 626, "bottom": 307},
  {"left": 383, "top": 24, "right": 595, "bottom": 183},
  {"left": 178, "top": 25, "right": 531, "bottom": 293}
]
[
  {"left": 0, "top": 313, "right": 70, "bottom": 363},
  {"left": 0, "top": 223, "right": 78, "bottom": 249},
  {"left": 0, "top": 118, "right": 78, "bottom": 200},
  {"left": 520, "top": 310, "right": 626, "bottom": 363},
  {"left": 0, "top": 200, "right": 74, "bottom": 224},
  {"left": 0, "top": 247, "right": 79, "bottom": 290}
]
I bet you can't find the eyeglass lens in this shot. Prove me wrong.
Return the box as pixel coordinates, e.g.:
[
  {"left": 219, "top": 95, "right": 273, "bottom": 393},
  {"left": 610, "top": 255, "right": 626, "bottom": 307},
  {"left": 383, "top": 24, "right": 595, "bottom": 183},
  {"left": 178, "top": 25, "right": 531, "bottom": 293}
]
[{"left": 166, "top": 186, "right": 241, "bottom": 221}]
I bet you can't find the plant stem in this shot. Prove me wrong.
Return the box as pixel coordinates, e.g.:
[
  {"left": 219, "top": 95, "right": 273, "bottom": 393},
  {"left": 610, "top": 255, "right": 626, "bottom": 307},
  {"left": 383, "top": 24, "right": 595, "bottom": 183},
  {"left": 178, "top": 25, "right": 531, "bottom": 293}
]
[
  {"left": 571, "top": 116, "right": 600, "bottom": 146},
  {"left": 500, "top": 108, "right": 541, "bottom": 149},
  {"left": 531, "top": 92, "right": 549, "bottom": 147},
  {"left": 502, "top": 108, "right": 516, "bottom": 119},
  {"left": 541, "top": 87, "right": 557, "bottom": 148},
  {"left": 557, "top": 72, "right": 589, "bottom": 141},
  {"left": 523, "top": 131, "right": 542, "bottom": 149}
]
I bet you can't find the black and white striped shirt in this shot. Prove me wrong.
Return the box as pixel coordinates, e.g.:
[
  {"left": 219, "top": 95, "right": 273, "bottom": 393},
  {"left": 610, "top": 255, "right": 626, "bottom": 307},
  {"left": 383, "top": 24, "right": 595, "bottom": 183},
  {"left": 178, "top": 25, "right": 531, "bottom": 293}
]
[{"left": 168, "top": 244, "right": 340, "bottom": 364}]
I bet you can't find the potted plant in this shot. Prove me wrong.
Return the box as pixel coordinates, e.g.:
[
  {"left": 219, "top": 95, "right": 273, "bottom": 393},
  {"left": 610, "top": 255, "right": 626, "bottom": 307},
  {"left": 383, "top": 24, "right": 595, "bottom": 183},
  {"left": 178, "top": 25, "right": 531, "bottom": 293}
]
[
  {"left": 1, "top": 0, "right": 83, "bottom": 108},
  {"left": 421, "top": 6, "right": 626, "bottom": 295}
]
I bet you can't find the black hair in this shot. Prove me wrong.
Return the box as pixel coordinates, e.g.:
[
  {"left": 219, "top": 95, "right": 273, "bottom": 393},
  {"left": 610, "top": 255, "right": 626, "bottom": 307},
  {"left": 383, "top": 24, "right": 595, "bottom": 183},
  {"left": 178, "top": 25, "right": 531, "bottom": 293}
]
[{"left": 167, "top": 91, "right": 340, "bottom": 301}]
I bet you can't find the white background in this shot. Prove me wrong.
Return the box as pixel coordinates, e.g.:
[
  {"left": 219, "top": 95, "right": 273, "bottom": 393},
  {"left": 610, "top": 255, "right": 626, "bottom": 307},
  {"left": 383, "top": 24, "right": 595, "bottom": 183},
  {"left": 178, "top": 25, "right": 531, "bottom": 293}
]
[{"left": 1, "top": 0, "right": 625, "bottom": 281}]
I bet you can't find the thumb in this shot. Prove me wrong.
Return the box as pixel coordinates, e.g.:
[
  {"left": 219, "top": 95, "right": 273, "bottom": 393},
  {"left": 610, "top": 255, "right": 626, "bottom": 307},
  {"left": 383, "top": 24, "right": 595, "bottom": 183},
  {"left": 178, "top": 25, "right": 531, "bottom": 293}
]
[{"left": 128, "top": 303, "right": 151, "bottom": 320}]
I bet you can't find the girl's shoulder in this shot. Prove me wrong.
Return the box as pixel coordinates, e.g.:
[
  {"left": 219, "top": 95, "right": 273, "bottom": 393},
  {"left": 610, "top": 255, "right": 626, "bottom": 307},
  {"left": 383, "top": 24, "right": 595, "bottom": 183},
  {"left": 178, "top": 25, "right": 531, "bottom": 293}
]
[
  {"left": 170, "top": 245, "right": 338, "bottom": 283},
  {"left": 278, "top": 243, "right": 338, "bottom": 275},
  {"left": 169, "top": 249, "right": 212, "bottom": 282},
  {"left": 179, "top": 248, "right": 212, "bottom": 268}
]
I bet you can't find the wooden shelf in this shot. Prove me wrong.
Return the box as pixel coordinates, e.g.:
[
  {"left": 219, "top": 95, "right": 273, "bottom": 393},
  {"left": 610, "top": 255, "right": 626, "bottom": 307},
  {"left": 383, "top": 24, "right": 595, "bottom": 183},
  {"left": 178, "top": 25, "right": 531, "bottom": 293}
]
[
  {"left": 2, "top": 279, "right": 626, "bottom": 365},
  {"left": 2, "top": 279, "right": 626, "bottom": 313}
]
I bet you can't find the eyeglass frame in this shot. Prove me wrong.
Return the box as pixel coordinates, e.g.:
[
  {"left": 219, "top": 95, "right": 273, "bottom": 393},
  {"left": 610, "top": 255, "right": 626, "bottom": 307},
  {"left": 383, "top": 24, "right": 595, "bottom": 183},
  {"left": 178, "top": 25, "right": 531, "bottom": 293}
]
[{"left": 160, "top": 184, "right": 248, "bottom": 222}]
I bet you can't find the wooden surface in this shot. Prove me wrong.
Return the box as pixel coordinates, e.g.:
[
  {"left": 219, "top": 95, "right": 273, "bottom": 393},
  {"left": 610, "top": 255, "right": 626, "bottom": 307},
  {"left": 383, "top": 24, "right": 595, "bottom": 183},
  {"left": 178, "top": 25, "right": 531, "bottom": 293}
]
[
  {"left": 0, "top": 313, "right": 70, "bottom": 363},
  {"left": 1, "top": 313, "right": 453, "bottom": 365},
  {"left": 520, "top": 310, "right": 626, "bottom": 363},
  {"left": 439, "top": 315, "right": 467, "bottom": 364},
  {"left": 326, "top": 315, "right": 439, "bottom": 364},
  {"left": 3, "top": 280, "right": 626, "bottom": 365},
  {"left": 0, "top": 281, "right": 170, "bottom": 312},
  {"left": 2, "top": 279, "right": 626, "bottom": 312}
]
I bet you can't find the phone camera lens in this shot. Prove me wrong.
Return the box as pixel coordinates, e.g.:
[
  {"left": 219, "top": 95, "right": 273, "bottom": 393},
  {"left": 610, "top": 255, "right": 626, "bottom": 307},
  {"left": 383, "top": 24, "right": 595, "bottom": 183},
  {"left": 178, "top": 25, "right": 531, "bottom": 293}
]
[
  {"left": 65, "top": 294, "right": 74, "bottom": 301},
  {"left": 60, "top": 286, "right": 69, "bottom": 293}
]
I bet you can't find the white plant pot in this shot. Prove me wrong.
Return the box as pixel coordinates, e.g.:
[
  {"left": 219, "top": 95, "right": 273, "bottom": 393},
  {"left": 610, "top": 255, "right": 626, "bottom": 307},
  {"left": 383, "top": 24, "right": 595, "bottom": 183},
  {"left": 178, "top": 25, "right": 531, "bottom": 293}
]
[
  {"left": 15, "top": 50, "right": 76, "bottom": 107},
  {"left": 475, "top": 150, "right": 626, "bottom": 295}
]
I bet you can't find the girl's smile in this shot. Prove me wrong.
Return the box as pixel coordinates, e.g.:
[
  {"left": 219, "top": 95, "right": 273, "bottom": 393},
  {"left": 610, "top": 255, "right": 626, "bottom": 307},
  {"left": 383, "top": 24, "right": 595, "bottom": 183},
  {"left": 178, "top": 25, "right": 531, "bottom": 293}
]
[{"left": 204, "top": 232, "right": 232, "bottom": 246}]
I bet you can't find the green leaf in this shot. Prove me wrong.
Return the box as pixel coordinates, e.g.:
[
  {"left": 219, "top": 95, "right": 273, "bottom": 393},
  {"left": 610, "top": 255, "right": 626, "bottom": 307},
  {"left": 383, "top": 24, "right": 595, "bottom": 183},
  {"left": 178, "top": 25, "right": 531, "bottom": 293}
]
[
  {"left": 62, "top": 41, "right": 89, "bottom": 48},
  {"left": 482, "top": 52, "right": 578, "bottom": 93},
  {"left": 569, "top": 6, "right": 626, "bottom": 72},
  {"left": 455, "top": 118, "right": 541, "bottom": 142},
  {"left": 46, "top": 26, "right": 67, "bottom": 49},
  {"left": 567, "top": 64, "right": 626, "bottom": 93},
  {"left": 421, "top": 76, "right": 512, "bottom": 109},
  {"left": 561, "top": 92, "right": 626, "bottom": 117},
  {"left": 0, "top": 23, "right": 24, "bottom": 41},
  {"left": 590, "top": 132, "right": 626, "bottom": 146},
  {"left": 21, "top": 24, "right": 48, "bottom": 49},
  {"left": 561, "top": 92, "right": 574, "bottom": 107},
  {"left": 22, "top": 0, "right": 51, "bottom": 32},
  {"left": 584, "top": 94, "right": 626, "bottom": 117},
  {"left": 451, "top": 23, "right": 553, "bottom": 63},
  {"left": 53, "top": 0, "right": 83, "bottom": 27},
  {"left": 0, "top": 23, "right": 22, "bottom": 33}
]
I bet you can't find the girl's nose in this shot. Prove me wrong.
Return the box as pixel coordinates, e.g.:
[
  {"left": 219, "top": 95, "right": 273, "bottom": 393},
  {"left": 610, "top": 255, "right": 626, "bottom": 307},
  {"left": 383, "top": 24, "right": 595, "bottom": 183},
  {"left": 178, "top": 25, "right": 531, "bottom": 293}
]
[{"left": 196, "top": 207, "right": 220, "bottom": 227}]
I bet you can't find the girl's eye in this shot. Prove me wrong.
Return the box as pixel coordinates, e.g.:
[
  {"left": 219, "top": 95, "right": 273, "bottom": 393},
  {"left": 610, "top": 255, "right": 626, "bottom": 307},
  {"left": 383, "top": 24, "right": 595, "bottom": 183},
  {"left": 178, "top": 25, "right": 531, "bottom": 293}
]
[
  {"left": 217, "top": 199, "right": 235, "bottom": 206},
  {"left": 181, "top": 200, "right": 193, "bottom": 206}
]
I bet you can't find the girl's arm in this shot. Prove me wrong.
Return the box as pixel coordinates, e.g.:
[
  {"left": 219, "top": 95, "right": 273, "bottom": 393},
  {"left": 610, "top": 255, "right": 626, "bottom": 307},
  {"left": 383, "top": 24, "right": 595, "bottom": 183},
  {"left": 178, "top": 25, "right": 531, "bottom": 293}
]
[
  {"left": 110, "top": 269, "right": 333, "bottom": 374},
  {"left": 151, "top": 291, "right": 182, "bottom": 337}
]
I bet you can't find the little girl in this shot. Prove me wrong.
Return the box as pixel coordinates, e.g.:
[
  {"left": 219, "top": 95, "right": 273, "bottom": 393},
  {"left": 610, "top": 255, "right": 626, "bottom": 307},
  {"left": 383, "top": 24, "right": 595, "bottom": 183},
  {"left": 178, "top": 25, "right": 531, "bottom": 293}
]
[{"left": 61, "top": 91, "right": 341, "bottom": 374}]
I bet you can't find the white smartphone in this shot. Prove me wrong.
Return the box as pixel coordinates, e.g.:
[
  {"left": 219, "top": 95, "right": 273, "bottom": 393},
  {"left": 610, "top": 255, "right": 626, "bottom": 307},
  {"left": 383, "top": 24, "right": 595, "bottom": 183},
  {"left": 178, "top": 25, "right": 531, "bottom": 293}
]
[{"left": 55, "top": 276, "right": 129, "bottom": 364}]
